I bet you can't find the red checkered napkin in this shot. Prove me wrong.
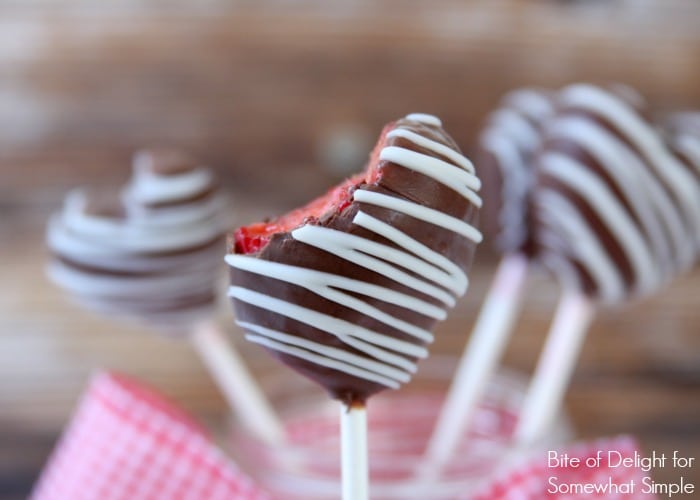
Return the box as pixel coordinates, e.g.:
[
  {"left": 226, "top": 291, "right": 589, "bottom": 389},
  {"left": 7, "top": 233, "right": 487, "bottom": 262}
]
[
  {"left": 31, "top": 372, "right": 269, "bottom": 500},
  {"left": 470, "top": 435, "right": 657, "bottom": 500}
]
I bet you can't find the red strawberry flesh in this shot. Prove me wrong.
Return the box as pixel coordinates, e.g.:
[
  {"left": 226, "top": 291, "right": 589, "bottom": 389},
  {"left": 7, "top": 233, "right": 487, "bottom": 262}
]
[{"left": 233, "top": 124, "right": 390, "bottom": 255}]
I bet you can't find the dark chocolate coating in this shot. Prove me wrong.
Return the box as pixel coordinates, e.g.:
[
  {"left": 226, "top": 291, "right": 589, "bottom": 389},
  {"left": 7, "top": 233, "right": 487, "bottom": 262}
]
[
  {"left": 530, "top": 83, "right": 698, "bottom": 302},
  {"left": 47, "top": 149, "right": 228, "bottom": 333},
  {"left": 229, "top": 117, "right": 480, "bottom": 404},
  {"left": 476, "top": 89, "right": 553, "bottom": 257}
]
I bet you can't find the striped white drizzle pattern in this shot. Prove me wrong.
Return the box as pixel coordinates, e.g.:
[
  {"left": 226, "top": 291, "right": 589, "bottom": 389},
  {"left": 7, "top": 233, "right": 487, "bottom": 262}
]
[
  {"left": 479, "top": 89, "right": 554, "bottom": 252},
  {"left": 535, "top": 84, "right": 700, "bottom": 303},
  {"left": 47, "top": 156, "right": 229, "bottom": 330},
  {"left": 227, "top": 114, "right": 481, "bottom": 389},
  {"left": 561, "top": 84, "right": 700, "bottom": 254}
]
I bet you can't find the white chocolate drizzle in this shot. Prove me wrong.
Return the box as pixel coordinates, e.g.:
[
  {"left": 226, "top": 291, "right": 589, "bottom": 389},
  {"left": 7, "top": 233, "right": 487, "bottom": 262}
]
[
  {"left": 227, "top": 114, "right": 481, "bottom": 389},
  {"left": 353, "top": 189, "right": 482, "bottom": 243},
  {"left": 379, "top": 147, "right": 482, "bottom": 207},
  {"left": 560, "top": 84, "right": 700, "bottom": 256},
  {"left": 538, "top": 152, "right": 658, "bottom": 301},
  {"left": 47, "top": 154, "right": 230, "bottom": 332},
  {"left": 479, "top": 88, "right": 554, "bottom": 252},
  {"left": 405, "top": 113, "right": 442, "bottom": 127},
  {"left": 535, "top": 84, "right": 700, "bottom": 303}
]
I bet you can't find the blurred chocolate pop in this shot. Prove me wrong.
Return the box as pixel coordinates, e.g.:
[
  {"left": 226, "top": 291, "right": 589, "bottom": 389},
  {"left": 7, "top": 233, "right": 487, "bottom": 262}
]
[
  {"left": 227, "top": 113, "right": 483, "bottom": 499},
  {"left": 516, "top": 83, "right": 700, "bottom": 444},
  {"left": 425, "top": 83, "right": 700, "bottom": 474},
  {"left": 423, "top": 89, "right": 555, "bottom": 473},
  {"left": 479, "top": 88, "right": 555, "bottom": 255},
  {"left": 47, "top": 149, "right": 285, "bottom": 446}
]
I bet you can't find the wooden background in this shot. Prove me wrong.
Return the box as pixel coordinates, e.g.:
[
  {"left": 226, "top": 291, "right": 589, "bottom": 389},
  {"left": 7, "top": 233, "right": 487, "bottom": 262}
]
[{"left": 1, "top": 1, "right": 699, "bottom": 498}]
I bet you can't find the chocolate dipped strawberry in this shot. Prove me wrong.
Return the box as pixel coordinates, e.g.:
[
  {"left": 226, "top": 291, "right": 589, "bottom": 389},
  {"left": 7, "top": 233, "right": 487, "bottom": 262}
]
[{"left": 226, "top": 113, "right": 482, "bottom": 405}]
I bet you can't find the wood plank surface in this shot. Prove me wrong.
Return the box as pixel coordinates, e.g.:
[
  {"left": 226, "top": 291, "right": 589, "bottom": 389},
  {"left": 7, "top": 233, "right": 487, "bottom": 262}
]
[{"left": 1, "top": 1, "right": 699, "bottom": 498}]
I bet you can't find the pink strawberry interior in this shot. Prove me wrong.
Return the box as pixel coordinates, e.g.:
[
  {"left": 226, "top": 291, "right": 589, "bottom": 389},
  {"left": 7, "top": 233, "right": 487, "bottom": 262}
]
[{"left": 233, "top": 124, "right": 391, "bottom": 254}]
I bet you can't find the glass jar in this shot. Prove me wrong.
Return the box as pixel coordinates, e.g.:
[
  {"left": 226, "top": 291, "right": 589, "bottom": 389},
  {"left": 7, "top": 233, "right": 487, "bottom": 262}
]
[{"left": 228, "top": 356, "right": 571, "bottom": 499}]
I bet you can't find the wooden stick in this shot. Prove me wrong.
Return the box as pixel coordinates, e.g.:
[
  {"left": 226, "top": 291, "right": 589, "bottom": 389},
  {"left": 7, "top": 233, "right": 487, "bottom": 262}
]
[
  {"left": 420, "top": 254, "right": 529, "bottom": 476},
  {"left": 514, "top": 291, "right": 595, "bottom": 446},
  {"left": 341, "top": 402, "right": 369, "bottom": 500},
  {"left": 190, "top": 320, "right": 286, "bottom": 447}
]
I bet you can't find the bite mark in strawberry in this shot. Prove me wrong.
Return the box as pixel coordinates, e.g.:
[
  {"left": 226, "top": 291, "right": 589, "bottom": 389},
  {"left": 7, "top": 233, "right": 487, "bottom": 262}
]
[{"left": 233, "top": 123, "right": 392, "bottom": 255}]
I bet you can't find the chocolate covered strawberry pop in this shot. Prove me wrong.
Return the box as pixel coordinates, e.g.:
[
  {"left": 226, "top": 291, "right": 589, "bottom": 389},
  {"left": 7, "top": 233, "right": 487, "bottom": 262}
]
[
  {"left": 513, "top": 83, "right": 700, "bottom": 445},
  {"left": 227, "top": 113, "right": 482, "bottom": 405},
  {"left": 533, "top": 83, "right": 700, "bottom": 303},
  {"left": 47, "top": 150, "right": 228, "bottom": 329},
  {"left": 426, "top": 83, "right": 700, "bottom": 471},
  {"left": 478, "top": 88, "right": 554, "bottom": 254},
  {"left": 47, "top": 149, "right": 286, "bottom": 445},
  {"left": 227, "top": 113, "right": 482, "bottom": 498}
]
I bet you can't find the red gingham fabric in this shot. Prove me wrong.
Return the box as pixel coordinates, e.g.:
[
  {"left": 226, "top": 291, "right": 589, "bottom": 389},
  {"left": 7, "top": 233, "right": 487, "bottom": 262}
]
[
  {"left": 32, "top": 372, "right": 660, "bottom": 500},
  {"left": 470, "top": 436, "right": 657, "bottom": 500},
  {"left": 30, "top": 372, "right": 269, "bottom": 500}
]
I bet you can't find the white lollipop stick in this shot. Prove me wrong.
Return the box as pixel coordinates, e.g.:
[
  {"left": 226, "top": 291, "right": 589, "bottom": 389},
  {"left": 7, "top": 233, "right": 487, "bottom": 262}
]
[
  {"left": 191, "top": 320, "right": 286, "bottom": 446},
  {"left": 514, "top": 290, "right": 595, "bottom": 446},
  {"left": 420, "top": 253, "right": 529, "bottom": 476},
  {"left": 341, "top": 403, "right": 369, "bottom": 500}
]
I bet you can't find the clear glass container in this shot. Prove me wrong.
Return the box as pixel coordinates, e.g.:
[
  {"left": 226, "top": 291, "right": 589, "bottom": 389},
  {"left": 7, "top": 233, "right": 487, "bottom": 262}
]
[{"left": 229, "top": 356, "right": 571, "bottom": 499}]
